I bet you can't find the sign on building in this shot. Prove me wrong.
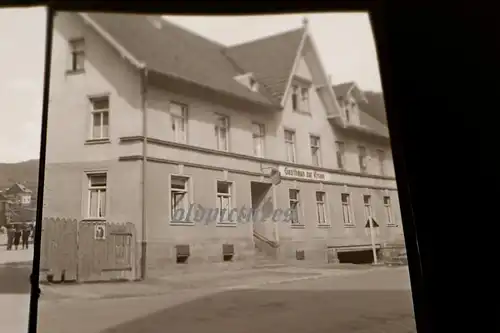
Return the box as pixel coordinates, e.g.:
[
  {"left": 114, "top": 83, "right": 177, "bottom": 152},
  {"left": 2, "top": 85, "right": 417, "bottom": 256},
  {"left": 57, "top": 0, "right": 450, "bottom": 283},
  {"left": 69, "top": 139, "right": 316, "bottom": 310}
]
[
  {"left": 94, "top": 223, "right": 106, "bottom": 240},
  {"left": 278, "top": 166, "right": 330, "bottom": 182}
]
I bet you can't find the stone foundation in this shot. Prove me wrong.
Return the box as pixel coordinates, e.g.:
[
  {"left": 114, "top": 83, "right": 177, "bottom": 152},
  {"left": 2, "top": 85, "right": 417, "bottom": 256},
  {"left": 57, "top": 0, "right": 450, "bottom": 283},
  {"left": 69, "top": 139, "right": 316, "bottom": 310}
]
[{"left": 142, "top": 238, "right": 256, "bottom": 277}]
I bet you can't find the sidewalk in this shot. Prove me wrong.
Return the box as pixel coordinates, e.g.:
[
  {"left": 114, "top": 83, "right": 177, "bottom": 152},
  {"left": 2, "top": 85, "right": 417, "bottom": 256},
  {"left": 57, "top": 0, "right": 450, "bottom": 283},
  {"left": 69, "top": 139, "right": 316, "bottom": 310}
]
[
  {"left": 40, "top": 264, "right": 379, "bottom": 302},
  {"left": 0, "top": 246, "right": 34, "bottom": 265}
]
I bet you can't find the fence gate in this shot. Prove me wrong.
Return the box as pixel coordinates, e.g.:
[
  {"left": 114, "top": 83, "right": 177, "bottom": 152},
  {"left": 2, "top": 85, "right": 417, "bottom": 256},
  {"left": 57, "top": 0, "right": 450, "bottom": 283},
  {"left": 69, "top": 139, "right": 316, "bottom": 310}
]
[
  {"left": 77, "top": 221, "right": 135, "bottom": 282},
  {"left": 40, "top": 218, "right": 136, "bottom": 283}
]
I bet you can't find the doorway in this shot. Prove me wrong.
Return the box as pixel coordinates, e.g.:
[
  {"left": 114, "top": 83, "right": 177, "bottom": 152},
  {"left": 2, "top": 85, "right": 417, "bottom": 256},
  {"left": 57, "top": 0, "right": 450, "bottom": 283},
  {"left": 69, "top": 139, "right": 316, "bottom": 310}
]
[{"left": 250, "top": 182, "right": 273, "bottom": 215}]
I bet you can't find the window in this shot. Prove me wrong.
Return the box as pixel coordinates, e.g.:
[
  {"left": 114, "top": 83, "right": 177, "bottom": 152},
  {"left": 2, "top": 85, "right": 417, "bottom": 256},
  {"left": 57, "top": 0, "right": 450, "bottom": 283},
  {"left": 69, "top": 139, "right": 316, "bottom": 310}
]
[
  {"left": 301, "top": 87, "right": 310, "bottom": 113},
  {"left": 291, "top": 84, "right": 310, "bottom": 113},
  {"left": 289, "top": 189, "right": 301, "bottom": 225},
  {"left": 384, "top": 196, "right": 394, "bottom": 225},
  {"left": 310, "top": 135, "right": 321, "bottom": 166},
  {"left": 252, "top": 122, "right": 265, "bottom": 157},
  {"left": 316, "top": 191, "right": 327, "bottom": 225},
  {"left": 249, "top": 77, "right": 258, "bottom": 91},
  {"left": 377, "top": 149, "right": 386, "bottom": 176},
  {"left": 341, "top": 193, "right": 353, "bottom": 226},
  {"left": 358, "top": 145, "right": 367, "bottom": 173},
  {"left": 87, "top": 173, "right": 107, "bottom": 219},
  {"left": 284, "top": 130, "right": 296, "bottom": 163},
  {"left": 170, "top": 176, "right": 189, "bottom": 222},
  {"left": 90, "top": 96, "right": 110, "bottom": 140},
  {"left": 69, "top": 38, "right": 85, "bottom": 72},
  {"left": 216, "top": 181, "right": 233, "bottom": 223},
  {"left": 336, "top": 141, "right": 346, "bottom": 170},
  {"left": 345, "top": 105, "right": 351, "bottom": 123},
  {"left": 363, "top": 194, "right": 373, "bottom": 223},
  {"left": 291, "top": 85, "right": 299, "bottom": 111},
  {"left": 215, "top": 114, "right": 229, "bottom": 151},
  {"left": 170, "top": 102, "right": 188, "bottom": 143}
]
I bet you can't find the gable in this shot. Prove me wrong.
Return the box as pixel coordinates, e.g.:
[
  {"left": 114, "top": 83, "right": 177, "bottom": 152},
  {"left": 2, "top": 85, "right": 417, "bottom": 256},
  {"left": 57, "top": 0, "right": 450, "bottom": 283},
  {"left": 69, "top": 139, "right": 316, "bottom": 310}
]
[
  {"left": 224, "top": 28, "right": 305, "bottom": 103},
  {"left": 295, "top": 56, "right": 312, "bottom": 82}
]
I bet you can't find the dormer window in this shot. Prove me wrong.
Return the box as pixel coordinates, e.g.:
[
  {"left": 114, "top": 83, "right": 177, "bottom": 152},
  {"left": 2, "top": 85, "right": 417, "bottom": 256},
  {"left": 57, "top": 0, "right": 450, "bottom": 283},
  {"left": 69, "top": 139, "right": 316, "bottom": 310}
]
[
  {"left": 249, "top": 76, "right": 258, "bottom": 92},
  {"left": 234, "top": 73, "right": 259, "bottom": 92},
  {"left": 291, "top": 82, "right": 311, "bottom": 113},
  {"left": 301, "top": 87, "right": 310, "bottom": 113}
]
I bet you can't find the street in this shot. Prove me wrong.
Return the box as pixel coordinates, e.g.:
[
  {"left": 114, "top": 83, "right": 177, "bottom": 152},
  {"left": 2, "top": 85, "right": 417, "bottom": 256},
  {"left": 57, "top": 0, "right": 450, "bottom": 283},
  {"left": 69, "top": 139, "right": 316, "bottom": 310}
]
[
  {"left": 38, "top": 267, "right": 416, "bottom": 333},
  {"left": 0, "top": 245, "right": 33, "bottom": 333}
]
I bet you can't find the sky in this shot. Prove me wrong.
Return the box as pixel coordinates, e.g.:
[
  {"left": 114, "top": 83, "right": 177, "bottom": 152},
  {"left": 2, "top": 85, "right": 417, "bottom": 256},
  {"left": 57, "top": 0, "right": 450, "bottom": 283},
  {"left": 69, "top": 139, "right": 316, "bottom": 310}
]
[{"left": 0, "top": 9, "right": 381, "bottom": 164}]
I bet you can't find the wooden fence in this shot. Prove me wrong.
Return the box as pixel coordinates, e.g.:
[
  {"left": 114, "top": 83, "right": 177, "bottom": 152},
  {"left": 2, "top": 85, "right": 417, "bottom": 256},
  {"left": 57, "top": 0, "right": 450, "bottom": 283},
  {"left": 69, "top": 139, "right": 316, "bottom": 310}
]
[{"left": 40, "top": 218, "right": 136, "bottom": 283}]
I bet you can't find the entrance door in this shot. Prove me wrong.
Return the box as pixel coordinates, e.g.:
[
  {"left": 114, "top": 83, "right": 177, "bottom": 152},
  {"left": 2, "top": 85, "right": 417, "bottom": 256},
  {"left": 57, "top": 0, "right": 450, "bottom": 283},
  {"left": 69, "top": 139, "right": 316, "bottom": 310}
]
[{"left": 250, "top": 182, "right": 274, "bottom": 239}]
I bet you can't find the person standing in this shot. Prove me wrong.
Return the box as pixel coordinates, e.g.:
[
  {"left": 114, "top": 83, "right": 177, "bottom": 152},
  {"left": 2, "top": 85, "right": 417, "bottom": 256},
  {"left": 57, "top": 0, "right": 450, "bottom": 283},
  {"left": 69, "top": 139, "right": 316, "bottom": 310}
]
[
  {"left": 21, "top": 225, "right": 30, "bottom": 249},
  {"left": 6, "top": 225, "right": 14, "bottom": 250},
  {"left": 13, "top": 225, "right": 21, "bottom": 250}
]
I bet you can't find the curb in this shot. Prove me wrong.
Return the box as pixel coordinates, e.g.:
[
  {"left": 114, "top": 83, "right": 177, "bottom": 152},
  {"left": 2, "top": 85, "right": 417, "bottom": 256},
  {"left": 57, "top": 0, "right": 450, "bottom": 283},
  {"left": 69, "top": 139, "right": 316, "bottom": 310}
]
[{"left": 40, "top": 267, "right": 378, "bottom": 302}]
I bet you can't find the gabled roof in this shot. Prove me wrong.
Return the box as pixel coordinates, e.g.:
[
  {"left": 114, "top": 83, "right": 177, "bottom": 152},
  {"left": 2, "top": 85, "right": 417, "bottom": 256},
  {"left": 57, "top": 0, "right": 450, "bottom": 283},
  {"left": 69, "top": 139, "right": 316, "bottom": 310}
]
[
  {"left": 332, "top": 82, "right": 355, "bottom": 99},
  {"left": 224, "top": 28, "right": 305, "bottom": 103},
  {"left": 4, "top": 183, "right": 32, "bottom": 195},
  {"left": 359, "top": 110, "right": 390, "bottom": 137},
  {"left": 83, "top": 13, "right": 307, "bottom": 109},
  {"left": 332, "top": 81, "right": 368, "bottom": 103}
]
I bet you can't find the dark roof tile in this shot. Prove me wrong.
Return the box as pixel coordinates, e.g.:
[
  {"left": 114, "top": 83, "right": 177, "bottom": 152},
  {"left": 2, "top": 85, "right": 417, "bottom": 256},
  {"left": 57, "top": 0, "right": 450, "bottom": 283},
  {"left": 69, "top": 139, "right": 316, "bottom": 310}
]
[
  {"left": 224, "top": 28, "right": 305, "bottom": 102},
  {"left": 85, "top": 13, "right": 293, "bottom": 107}
]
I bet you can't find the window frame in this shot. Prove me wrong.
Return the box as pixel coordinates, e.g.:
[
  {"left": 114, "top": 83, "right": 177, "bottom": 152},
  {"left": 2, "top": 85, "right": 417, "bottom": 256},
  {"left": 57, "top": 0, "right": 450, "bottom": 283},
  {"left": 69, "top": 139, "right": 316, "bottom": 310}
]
[
  {"left": 284, "top": 129, "right": 297, "bottom": 163},
  {"left": 341, "top": 192, "right": 355, "bottom": 226},
  {"left": 215, "top": 180, "right": 235, "bottom": 224},
  {"left": 310, "top": 135, "right": 322, "bottom": 167},
  {"left": 86, "top": 172, "right": 107, "bottom": 220},
  {"left": 169, "top": 175, "right": 191, "bottom": 224},
  {"left": 384, "top": 195, "right": 395, "bottom": 226},
  {"left": 377, "top": 149, "right": 386, "bottom": 176},
  {"left": 68, "top": 38, "right": 85, "bottom": 73},
  {"left": 363, "top": 194, "right": 374, "bottom": 223},
  {"left": 252, "top": 122, "right": 266, "bottom": 157},
  {"left": 89, "top": 95, "right": 110, "bottom": 141},
  {"left": 336, "top": 141, "right": 346, "bottom": 170},
  {"left": 169, "top": 101, "right": 188, "bottom": 144},
  {"left": 315, "top": 191, "right": 328, "bottom": 226},
  {"left": 288, "top": 189, "right": 302, "bottom": 225},
  {"left": 358, "top": 145, "right": 368, "bottom": 173},
  {"left": 214, "top": 113, "right": 230, "bottom": 152}
]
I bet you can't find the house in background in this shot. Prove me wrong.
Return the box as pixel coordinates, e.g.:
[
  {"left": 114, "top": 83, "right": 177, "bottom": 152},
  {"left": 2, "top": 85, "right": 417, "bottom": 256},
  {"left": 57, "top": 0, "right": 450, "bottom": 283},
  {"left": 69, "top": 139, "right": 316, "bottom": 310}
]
[
  {"left": 3, "top": 183, "right": 33, "bottom": 206},
  {"left": 0, "top": 193, "right": 11, "bottom": 227},
  {"left": 44, "top": 12, "right": 402, "bottom": 278}
]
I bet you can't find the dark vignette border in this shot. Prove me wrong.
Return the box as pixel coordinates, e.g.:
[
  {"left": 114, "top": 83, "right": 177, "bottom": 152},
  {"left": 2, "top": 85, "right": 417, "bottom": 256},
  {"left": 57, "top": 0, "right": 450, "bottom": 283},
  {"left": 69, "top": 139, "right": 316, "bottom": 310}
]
[{"left": 0, "top": 1, "right": 495, "bottom": 333}]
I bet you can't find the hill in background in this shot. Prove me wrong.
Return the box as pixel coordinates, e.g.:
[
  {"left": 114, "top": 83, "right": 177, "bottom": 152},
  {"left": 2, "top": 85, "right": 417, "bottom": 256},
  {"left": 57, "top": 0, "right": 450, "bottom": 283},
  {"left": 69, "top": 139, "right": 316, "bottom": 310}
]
[{"left": 0, "top": 159, "right": 39, "bottom": 193}]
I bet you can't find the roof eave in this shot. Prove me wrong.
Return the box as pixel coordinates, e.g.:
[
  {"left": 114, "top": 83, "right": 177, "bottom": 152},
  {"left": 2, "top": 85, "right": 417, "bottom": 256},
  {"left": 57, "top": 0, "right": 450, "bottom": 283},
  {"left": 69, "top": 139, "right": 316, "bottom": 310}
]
[
  {"left": 327, "top": 115, "right": 390, "bottom": 140},
  {"left": 149, "top": 69, "right": 281, "bottom": 111},
  {"left": 78, "top": 13, "right": 146, "bottom": 69}
]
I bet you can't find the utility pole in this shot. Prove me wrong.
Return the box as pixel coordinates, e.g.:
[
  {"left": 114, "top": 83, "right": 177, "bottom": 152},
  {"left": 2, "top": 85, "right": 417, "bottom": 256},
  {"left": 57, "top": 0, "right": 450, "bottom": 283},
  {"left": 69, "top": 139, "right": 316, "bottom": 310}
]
[{"left": 368, "top": 215, "right": 378, "bottom": 264}]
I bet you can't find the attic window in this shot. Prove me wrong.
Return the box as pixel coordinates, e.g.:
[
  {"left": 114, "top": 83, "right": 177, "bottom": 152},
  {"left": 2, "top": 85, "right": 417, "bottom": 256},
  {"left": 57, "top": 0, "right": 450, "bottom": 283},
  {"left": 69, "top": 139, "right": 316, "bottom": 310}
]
[
  {"left": 233, "top": 73, "right": 259, "bottom": 92},
  {"left": 249, "top": 77, "right": 257, "bottom": 91}
]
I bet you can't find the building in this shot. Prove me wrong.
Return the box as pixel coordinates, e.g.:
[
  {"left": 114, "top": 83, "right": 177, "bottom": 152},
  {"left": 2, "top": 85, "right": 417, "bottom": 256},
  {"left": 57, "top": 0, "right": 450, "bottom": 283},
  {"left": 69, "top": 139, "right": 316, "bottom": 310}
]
[
  {"left": 44, "top": 12, "right": 403, "bottom": 277},
  {"left": 3, "top": 183, "right": 32, "bottom": 206}
]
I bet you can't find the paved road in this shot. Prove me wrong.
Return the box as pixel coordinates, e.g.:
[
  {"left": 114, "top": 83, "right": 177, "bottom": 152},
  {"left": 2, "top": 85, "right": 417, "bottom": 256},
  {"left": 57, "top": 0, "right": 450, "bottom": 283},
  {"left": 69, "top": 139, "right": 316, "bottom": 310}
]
[
  {"left": 0, "top": 247, "right": 33, "bottom": 333},
  {"left": 38, "top": 267, "right": 416, "bottom": 333}
]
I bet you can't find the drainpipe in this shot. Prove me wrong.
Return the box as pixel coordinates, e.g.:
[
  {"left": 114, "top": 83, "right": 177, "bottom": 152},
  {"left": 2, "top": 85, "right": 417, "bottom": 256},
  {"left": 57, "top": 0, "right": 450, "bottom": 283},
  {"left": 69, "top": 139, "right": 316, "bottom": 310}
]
[{"left": 139, "top": 64, "right": 148, "bottom": 280}]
